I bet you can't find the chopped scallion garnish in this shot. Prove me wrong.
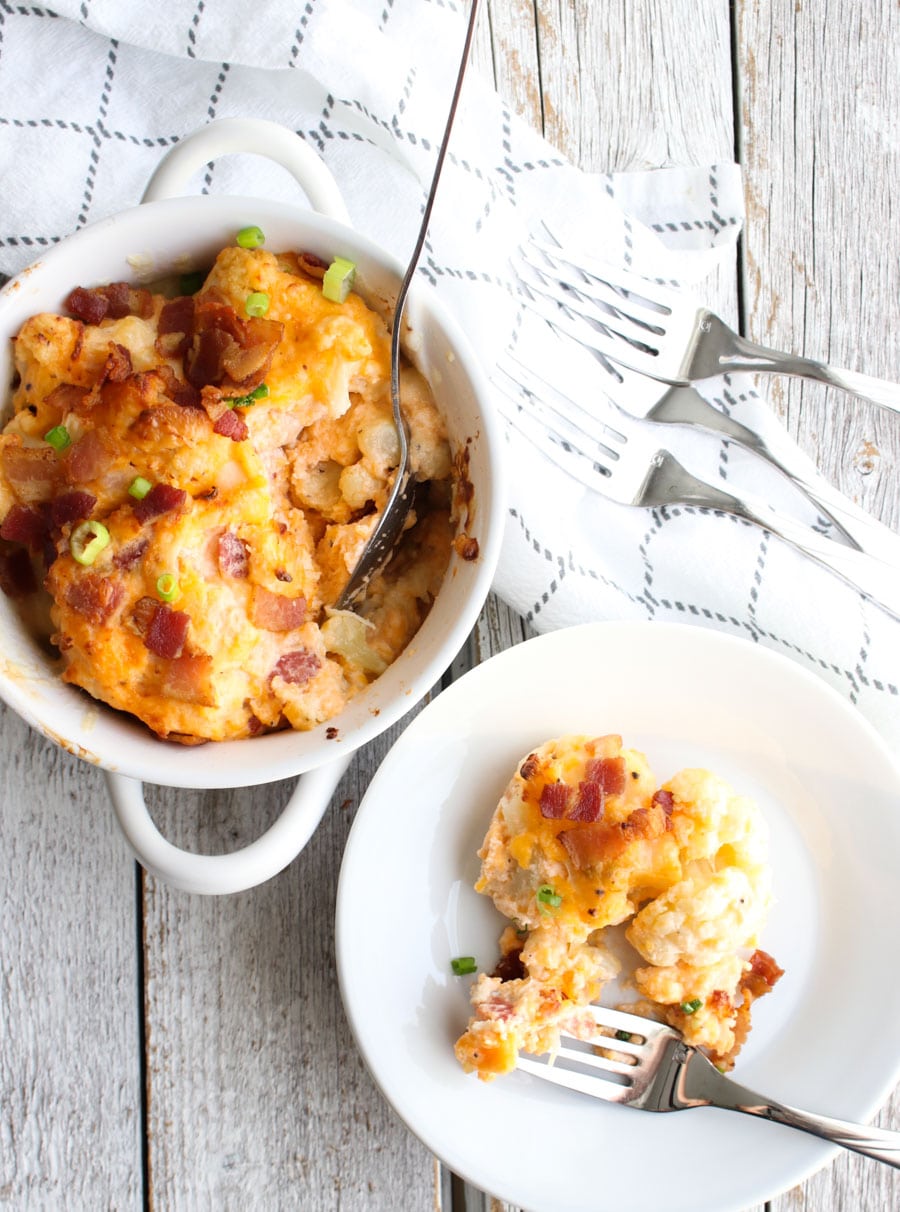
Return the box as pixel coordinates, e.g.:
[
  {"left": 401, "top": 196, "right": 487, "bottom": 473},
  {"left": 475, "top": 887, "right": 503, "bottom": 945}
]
[
  {"left": 44, "top": 425, "right": 71, "bottom": 452},
  {"left": 536, "top": 884, "right": 562, "bottom": 909},
  {"left": 128, "top": 476, "right": 152, "bottom": 500},
  {"left": 156, "top": 573, "right": 179, "bottom": 602},
  {"left": 245, "top": 291, "right": 270, "bottom": 317},
  {"left": 236, "top": 225, "right": 265, "bottom": 249},
  {"left": 680, "top": 998, "right": 702, "bottom": 1015},
  {"left": 450, "top": 956, "right": 477, "bottom": 976},
  {"left": 615, "top": 1029, "right": 632, "bottom": 1042},
  {"left": 225, "top": 382, "right": 269, "bottom": 409},
  {"left": 321, "top": 256, "right": 356, "bottom": 303},
  {"left": 70, "top": 520, "right": 110, "bottom": 566}
]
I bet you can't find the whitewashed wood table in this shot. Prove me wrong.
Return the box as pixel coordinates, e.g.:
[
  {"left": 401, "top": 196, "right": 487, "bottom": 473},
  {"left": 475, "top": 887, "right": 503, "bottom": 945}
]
[{"left": 3, "top": 2, "right": 899, "bottom": 1209}]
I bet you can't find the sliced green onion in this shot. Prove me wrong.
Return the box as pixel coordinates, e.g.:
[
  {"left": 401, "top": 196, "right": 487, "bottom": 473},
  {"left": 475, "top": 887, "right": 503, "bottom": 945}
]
[
  {"left": 450, "top": 956, "right": 477, "bottom": 976},
  {"left": 70, "top": 520, "right": 110, "bottom": 566},
  {"left": 44, "top": 425, "right": 71, "bottom": 452},
  {"left": 245, "top": 291, "right": 270, "bottom": 317},
  {"left": 179, "top": 271, "right": 205, "bottom": 295},
  {"left": 680, "top": 998, "right": 702, "bottom": 1015},
  {"left": 226, "top": 382, "right": 270, "bottom": 409},
  {"left": 322, "top": 256, "right": 356, "bottom": 303},
  {"left": 536, "top": 884, "right": 562, "bottom": 909},
  {"left": 236, "top": 225, "right": 265, "bottom": 249},
  {"left": 615, "top": 1029, "right": 632, "bottom": 1042},
  {"left": 155, "top": 573, "right": 179, "bottom": 602},
  {"left": 128, "top": 476, "right": 153, "bottom": 500}
]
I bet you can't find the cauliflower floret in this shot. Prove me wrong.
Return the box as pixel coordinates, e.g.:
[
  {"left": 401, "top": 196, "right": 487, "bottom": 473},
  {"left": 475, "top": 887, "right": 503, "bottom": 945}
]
[
  {"left": 627, "top": 866, "right": 770, "bottom": 968},
  {"left": 667, "top": 768, "right": 770, "bottom": 873}
]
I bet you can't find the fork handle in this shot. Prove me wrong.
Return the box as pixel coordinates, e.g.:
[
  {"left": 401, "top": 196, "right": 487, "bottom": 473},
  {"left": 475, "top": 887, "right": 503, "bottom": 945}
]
[
  {"left": 649, "top": 386, "right": 900, "bottom": 559},
  {"left": 682, "top": 1056, "right": 900, "bottom": 1168},
  {"left": 739, "top": 501, "right": 900, "bottom": 620},
  {"left": 719, "top": 333, "right": 900, "bottom": 415},
  {"left": 700, "top": 1070, "right": 900, "bottom": 1169}
]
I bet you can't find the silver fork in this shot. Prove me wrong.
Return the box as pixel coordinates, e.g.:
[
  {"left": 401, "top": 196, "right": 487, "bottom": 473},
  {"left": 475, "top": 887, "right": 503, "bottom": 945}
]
[
  {"left": 516, "top": 1003, "right": 900, "bottom": 1169},
  {"left": 493, "top": 357, "right": 900, "bottom": 619},
  {"left": 515, "top": 241, "right": 900, "bottom": 562},
  {"left": 519, "top": 236, "right": 900, "bottom": 416}
]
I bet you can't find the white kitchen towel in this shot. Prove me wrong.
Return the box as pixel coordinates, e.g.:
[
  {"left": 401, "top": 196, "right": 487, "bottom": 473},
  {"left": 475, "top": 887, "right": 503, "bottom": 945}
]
[{"left": 1, "top": 0, "right": 897, "bottom": 749}]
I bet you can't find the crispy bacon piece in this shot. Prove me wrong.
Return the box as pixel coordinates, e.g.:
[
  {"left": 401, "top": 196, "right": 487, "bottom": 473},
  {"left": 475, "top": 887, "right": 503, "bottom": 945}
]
[
  {"left": 103, "top": 343, "right": 133, "bottom": 383},
  {"left": 184, "top": 300, "right": 282, "bottom": 390},
  {"left": 222, "top": 319, "right": 281, "bottom": 384},
  {"left": 212, "top": 408, "right": 248, "bottom": 442},
  {"left": 569, "top": 780, "right": 603, "bottom": 823},
  {"left": 271, "top": 649, "right": 321, "bottom": 685},
  {"left": 652, "top": 788, "right": 674, "bottom": 815},
  {"left": 519, "top": 753, "right": 540, "bottom": 781},
  {"left": 584, "top": 755, "right": 626, "bottom": 795},
  {"left": 217, "top": 531, "right": 249, "bottom": 578},
  {"left": 559, "top": 821, "right": 626, "bottom": 870},
  {"left": 63, "top": 574, "right": 124, "bottom": 624},
  {"left": 744, "top": 949, "right": 784, "bottom": 994},
  {"left": 252, "top": 587, "right": 307, "bottom": 632},
  {"left": 63, "top": 431, "right": 107, "bottom": 484},
  {"left": 0, "top": 503, "right": 48, "bottom": 548},
  {"left": 156, "top": 296, "right": 196, "bottom": 359},
  {"left": 65, "top": 286, "right": 108, "bottom": 325},
  {"left": 128, "top": 595, "right": 158, "bottom": 636},
  {"left": 65, "top": 282, "right": 152, "bottom": 324},
  {"left": 296, "top": 251, "right": 329, "bottom": 279},
  {"left": 187, "top": 327, "right": 233, "bottom": 388},
  {"left": 491, "top": 947, "right": 525, "bottom": 983},
  {"left": 49, "top": 491, "right": 95, "bottom": 529},
  {"left": 45, "top": 383, "right": 90, "bottom": 413},
  {"left": 133, "top": 482, "right": 188, "bottom": 524},
  {"left": 0, "top": 548, "right": 38, "bottom": 597},
  {"left": 114, "top": 538, "right": 150, "bottom": 571},
  {"left": 158, "top": 652, "right": 215, "bottom": 705},
  {"left": 154, "top": 363, "right": 201, "bottom": 410},
  {"left": 539, "top": 782, "right": 571, "bottom": 819},
  {"left": 144, "top": 603, "right": 190, "bottom": 659},
  {"left": 1, "top": 443, "right": 61, "bottom": 502}
]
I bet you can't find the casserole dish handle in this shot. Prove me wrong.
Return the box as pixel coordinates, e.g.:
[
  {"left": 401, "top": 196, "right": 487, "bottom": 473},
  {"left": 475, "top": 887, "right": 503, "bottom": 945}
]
[
  {"left": 141, "top": 116, "right": 351, "bottom": 222},
  {"left": 106, "top": 118, "right": 353, "bottom": 894},
  {"left": 106, "top": 757, "right": 352, "bottom": 895}
]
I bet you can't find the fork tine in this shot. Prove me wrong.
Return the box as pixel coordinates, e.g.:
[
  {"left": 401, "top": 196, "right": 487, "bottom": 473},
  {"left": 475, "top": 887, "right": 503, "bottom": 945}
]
[
  {"left": 582, "top": 1004, "right": 673, "bottom": 1040},
  {"left": 528, "top": 235, "right": 683, "bottom": 313},
  {"left": 521, "top": 244, "right": 670, "bottom": 341},
  {"left": 516, "top": 1054, "right": 635, "bottom": 1103},
  {"left": 491, "top": 382, "right": 622, "bottom": 495},
  {"left": 494, "top": 357, "right": 625, "bottom": 465}
]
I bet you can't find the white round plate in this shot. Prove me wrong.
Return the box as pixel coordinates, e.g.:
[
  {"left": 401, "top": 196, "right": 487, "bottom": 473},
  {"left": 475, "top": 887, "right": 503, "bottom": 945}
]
[{"left": 336, "top": 621, "right": 900, "bottom": 1212}]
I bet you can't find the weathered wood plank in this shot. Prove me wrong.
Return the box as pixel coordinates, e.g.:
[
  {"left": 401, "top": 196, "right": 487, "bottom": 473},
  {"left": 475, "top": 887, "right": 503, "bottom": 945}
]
[
  {"left": 737, "top": 0, "right": 900, "bottom": 531},
  {"left": 141, "top": 708, "right": 441, "bottom": 1212},
  {"left": 738, "top": 2, "right": 900, "bottom": 1209},
  {"left": 0, "top": 707, "right": 141, "bottom": 1208}
]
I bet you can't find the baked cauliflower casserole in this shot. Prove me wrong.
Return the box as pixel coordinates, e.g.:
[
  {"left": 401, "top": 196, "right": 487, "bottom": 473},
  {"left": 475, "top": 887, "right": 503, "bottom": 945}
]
[
  {"left": 0, "top": 241, "right": 458, "bottom": 742},
  {"left": 455, "top": 734, "right": 783, "bottom": 1080}
]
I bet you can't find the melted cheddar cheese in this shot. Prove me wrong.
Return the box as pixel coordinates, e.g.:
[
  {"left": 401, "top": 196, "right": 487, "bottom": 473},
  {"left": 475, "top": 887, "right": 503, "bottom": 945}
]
[
  {"left": 0, "top": 245, "right": 454, "bottom": 742},
  {"left": 455, "top": 735, "right": 783, "bottom": 1080}
]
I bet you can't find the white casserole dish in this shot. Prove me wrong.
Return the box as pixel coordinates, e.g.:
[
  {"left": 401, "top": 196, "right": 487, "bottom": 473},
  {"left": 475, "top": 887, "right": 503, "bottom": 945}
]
[{"left": 0, "top": 119, "right": 505, "bottom": 894}]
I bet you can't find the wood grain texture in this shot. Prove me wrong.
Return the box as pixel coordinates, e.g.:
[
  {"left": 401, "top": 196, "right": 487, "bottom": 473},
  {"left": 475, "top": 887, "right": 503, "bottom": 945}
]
[
  {"left": 0, "top": 707, "right": 142, "bottom": 1208},
  {"left": 738, "top": 5, "right": 900, "bottom": 1209},
  {"left": 140, "top": 716, "right": 440, "bottom": 1211},
  {"left": 737, "top": 0, "right": 900, "bottom": 532}
]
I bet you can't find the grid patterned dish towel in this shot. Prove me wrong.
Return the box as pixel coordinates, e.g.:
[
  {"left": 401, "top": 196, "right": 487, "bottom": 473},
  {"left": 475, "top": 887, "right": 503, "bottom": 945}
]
[{"left": 1, "top": 0, "right": 897, "bottom": 749}]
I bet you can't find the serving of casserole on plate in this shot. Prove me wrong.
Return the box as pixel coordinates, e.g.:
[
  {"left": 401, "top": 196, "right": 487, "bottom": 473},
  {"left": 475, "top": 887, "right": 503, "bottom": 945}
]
[{"left": 336, "top": 621, "right": 900, "bottom": 1212}]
